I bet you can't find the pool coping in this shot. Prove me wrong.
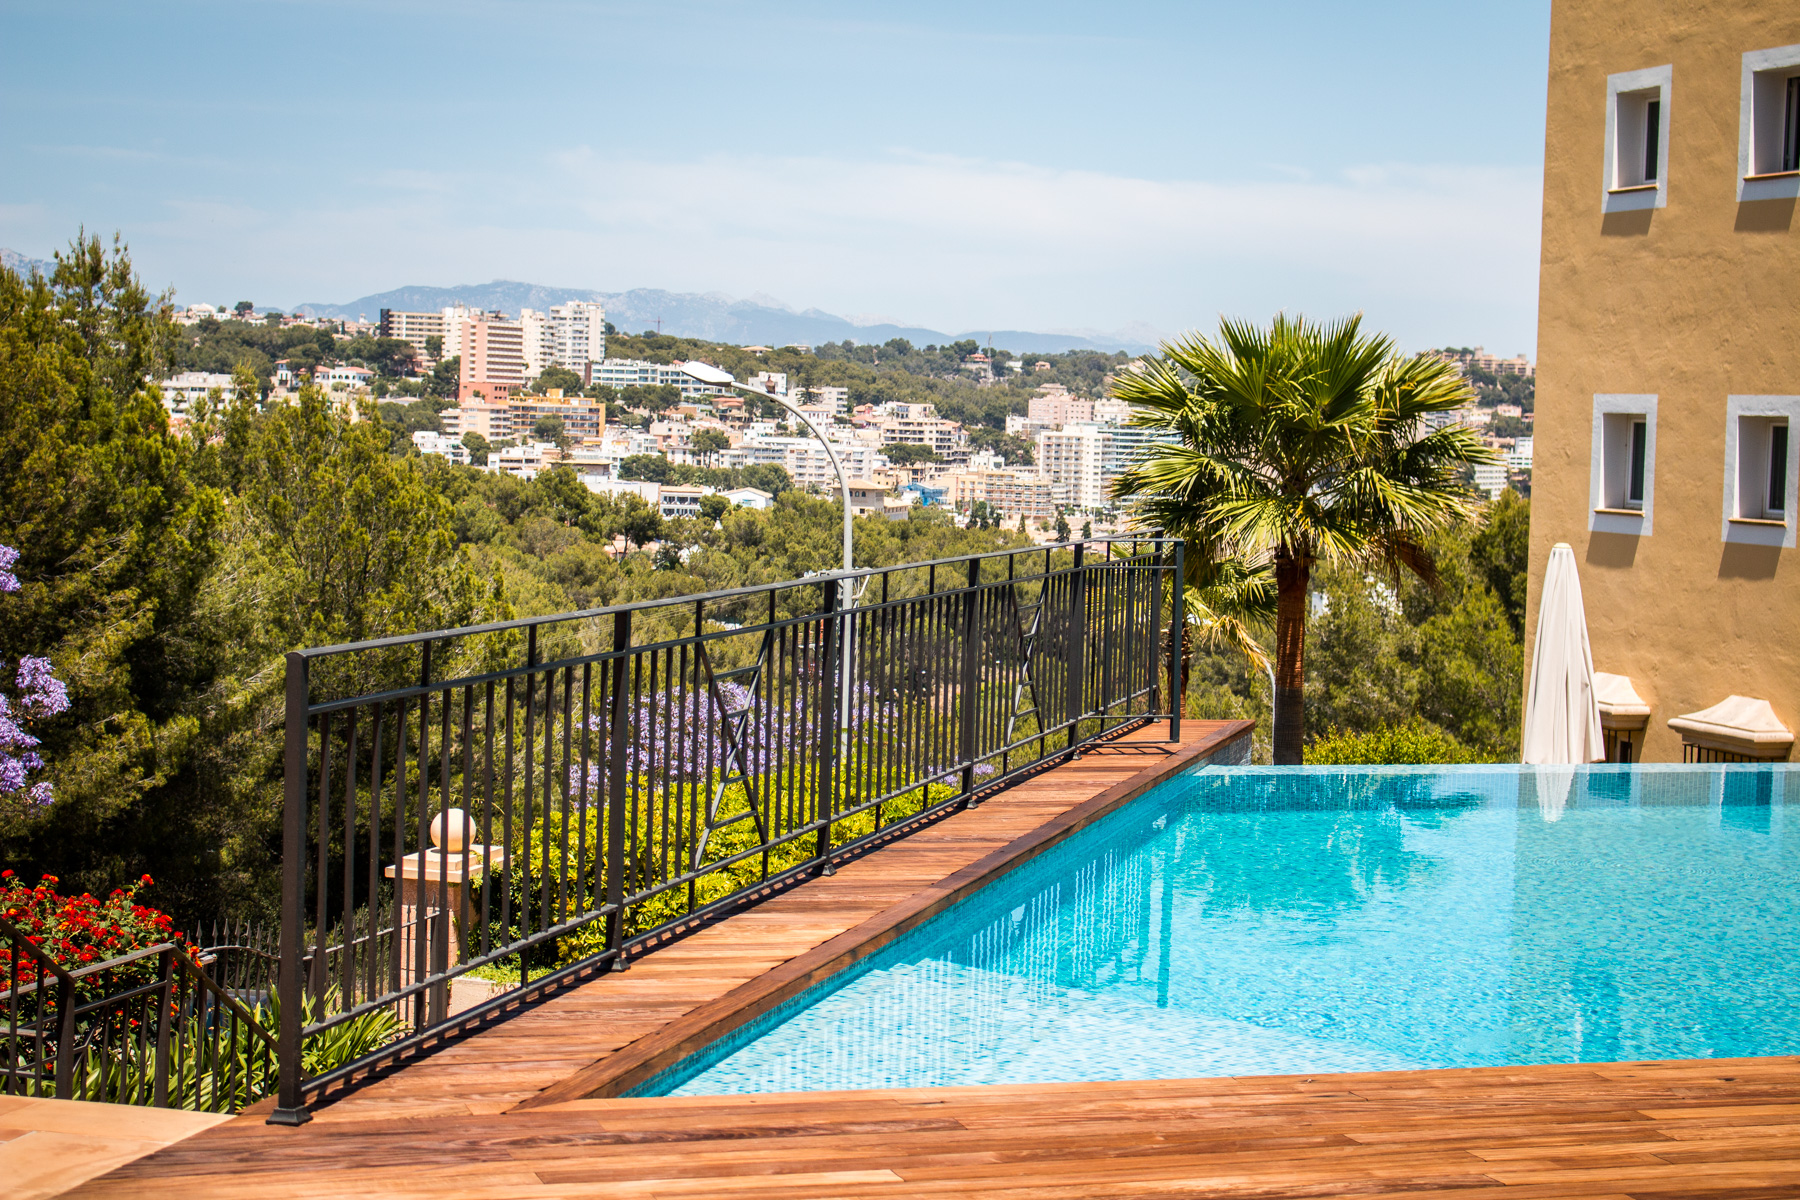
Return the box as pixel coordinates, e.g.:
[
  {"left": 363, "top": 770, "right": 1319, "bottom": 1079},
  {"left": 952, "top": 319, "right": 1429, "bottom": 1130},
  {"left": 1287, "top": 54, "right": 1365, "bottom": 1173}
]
[{"left": 513, "top": 718, "right": 1254, "bottom": 1108}]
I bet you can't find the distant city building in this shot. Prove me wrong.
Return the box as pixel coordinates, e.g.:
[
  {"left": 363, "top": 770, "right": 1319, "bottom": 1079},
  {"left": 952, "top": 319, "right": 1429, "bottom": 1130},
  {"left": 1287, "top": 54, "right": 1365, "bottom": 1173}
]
[
  {"left": 720, "top": 486, "right": 774, "bottom": 510},
  {"left": 791, "top": 384, "right": 850, "bottom": 413},
  {"left": 441, "top": 390, "right": 604, "bottom": 442},
  {"left": 1439, "top": 346, "right": 1535, "bottom": 378},
  {"left": 458, "top": 311, "right": 527, "bottom": 402},
  {"left": 155, "top": 371, "right": 241, "bottom": 413},
  {"left": 844, "top": 481, "right": 890, "bottom": 517},
  {"left": 1472, "top": 459, "right": 1510, "bottom": 499},
  {"left": 869, "top": 402, "right": 966, "bottom": 460},
  {"left": 519, "top": 301, "right": 607, "bottom": 380},
  {"left": 1091, "top": 398, "right": 1135, "bottom": 426},
  {"left": 378, "top": 309, "right": 448, "bottom": 363},
  {"left": 411, "top": 430, "right": 471, "bottom": 465},
  {"left": 1036, "top": 422, "right": 1176, "bottom": 511},
  {"left": 950, "top": 469, "right": 1066, "bottom": 521},
  {"left": 314, "top": 364, "right": 374, "bottom": 393},
  {"left": 1028, "top": 385, "right": 1092, "bottom": 427},
  {"left": 593, "top": 358, "right": 734, "bottom": 398}
]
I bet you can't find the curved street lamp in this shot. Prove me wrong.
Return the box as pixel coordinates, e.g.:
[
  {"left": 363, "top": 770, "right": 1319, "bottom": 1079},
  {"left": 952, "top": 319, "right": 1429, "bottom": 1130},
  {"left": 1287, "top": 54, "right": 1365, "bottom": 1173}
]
[{"left": 680, "top": 362, "right": 857, "bottom": 736}]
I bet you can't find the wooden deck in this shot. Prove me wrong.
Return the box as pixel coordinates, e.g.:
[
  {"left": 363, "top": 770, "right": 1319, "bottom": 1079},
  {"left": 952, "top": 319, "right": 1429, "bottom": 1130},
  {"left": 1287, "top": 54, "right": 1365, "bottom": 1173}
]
[
  {"left": 68, "top": 1058, "right": 1800, "bottom": 1198},
  {"left": 64, "top": 718, "right": 1800, "bottom": 1197},
  {"left": 0, "top": 1097, "right": 229, "bottom": 1200}
]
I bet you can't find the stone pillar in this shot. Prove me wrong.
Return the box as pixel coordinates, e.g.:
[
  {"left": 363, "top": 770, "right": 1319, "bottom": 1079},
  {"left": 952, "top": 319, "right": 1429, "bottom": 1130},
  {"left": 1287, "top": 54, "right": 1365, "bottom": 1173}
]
[{"left": 385, "top": 808, "right": 504, "bottom": 1022}]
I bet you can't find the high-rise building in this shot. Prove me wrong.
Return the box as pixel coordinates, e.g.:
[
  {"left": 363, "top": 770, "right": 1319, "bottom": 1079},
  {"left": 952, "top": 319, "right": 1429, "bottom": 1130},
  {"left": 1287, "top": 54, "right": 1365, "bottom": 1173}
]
[
  {"left": 457, "top": 311, "right": 527, "bottom": 403},
  {"left": 377, "top": 309, "right": 448, "bottom": 363},
  {"left": 519, "top": 302, "right": 607, "bottom": 380},
  {"left": 1035, "top": 423, "right": 1176, "bottom": 511},
  {"left": 1524, "top": 0, "right": 1800, "bottom": 762}
]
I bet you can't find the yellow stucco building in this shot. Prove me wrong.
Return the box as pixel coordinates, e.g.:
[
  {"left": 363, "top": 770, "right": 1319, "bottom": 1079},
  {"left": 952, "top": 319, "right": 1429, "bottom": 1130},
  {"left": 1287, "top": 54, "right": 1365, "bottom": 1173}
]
[{"left": 1526, "top": 0, "right": 1800, "bottom": 762}]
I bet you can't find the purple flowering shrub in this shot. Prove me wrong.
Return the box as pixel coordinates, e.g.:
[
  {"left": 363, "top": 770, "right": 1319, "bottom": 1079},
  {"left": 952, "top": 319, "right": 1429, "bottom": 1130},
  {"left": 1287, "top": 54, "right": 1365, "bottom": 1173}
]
[{"left": 0, "top": 546, "right": 71, "bottom": 808}]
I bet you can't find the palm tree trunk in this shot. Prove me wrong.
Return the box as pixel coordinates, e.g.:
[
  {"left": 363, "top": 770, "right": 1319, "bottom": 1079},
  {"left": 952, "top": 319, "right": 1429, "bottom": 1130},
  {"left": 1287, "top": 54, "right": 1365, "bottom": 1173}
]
[{"left": 1273, "top": 549, "right": 1310, "bottom": 765}]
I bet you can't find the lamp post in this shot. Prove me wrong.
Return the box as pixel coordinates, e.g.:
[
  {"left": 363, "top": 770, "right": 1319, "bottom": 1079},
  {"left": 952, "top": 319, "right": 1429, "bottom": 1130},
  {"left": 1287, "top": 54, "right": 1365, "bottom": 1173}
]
[{"left": 679, "top": 363, "right": 857, "bottom": 730}]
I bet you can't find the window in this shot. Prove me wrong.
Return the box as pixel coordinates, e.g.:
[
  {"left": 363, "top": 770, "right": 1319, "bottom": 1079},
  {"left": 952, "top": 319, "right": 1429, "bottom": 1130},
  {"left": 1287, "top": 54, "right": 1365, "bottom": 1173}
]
[
  {"left": 1735, "top": 416, "right": 1789, "bottom": 521},
  {"left": 1604, "top": 66, "right": 1672, "bottom": 211},
  {"left": 1601, "top": 412, "right": 1649, "bottom": 510},
  {"left": 1722, "top": 396, "right": 1800, "bottom": 547},
  {"left": 1740, "top": 45, "right": 1800, "bottom": 202},
  {"left": 1616, "top": 89, "right": 1662, "bottom": 186},
  {"left": 1627, "top": 418, "right": 1647, "bottom": 507},
  {"left": 1589, "top": 395, "right": 1657, "bottom": 535}
]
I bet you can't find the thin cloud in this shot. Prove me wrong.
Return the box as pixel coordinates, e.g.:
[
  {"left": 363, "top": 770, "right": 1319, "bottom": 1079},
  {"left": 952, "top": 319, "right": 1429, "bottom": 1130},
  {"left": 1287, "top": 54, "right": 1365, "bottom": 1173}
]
[{"left": 44, "top": 149, "right": 1541, "bottom": 353}]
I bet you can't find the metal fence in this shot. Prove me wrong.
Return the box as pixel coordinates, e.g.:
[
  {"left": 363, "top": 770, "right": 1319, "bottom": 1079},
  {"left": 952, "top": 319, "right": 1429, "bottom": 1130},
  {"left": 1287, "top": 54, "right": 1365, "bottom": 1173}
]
[
  {"left": 0, "top": 915, "right": 277, "bottom": 1111},
  {"left": 270, "top": 537, "right": 1183, "bottom": 1122}
]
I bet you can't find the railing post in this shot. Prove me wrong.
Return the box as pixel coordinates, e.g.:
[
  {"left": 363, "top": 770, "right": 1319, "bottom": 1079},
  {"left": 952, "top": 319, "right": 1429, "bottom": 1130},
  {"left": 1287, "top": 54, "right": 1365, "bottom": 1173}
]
[
  {"left": 153, "top": 948, "right": 175, "bottom": 1108},
  {"left": 53, "top": 976, "right": 75, "bottom": 1099},
  {"left": 1169, "top": 539, "right": 1184, "bottom": 743},
  {"left": 817, "top": 582, "right": 842, "bottom": 871},
  {"left": 269, "top": 651, "right": 313, "bottom": 1126},
  {"left": 1065, "top": 543, "right": 1087, "bottom": 748},
  {"left": 605, "top": 610, "right": 632, "bottom": 969},
  {"left": 959, "top": 557, "right": 981, "bottom": 805}
]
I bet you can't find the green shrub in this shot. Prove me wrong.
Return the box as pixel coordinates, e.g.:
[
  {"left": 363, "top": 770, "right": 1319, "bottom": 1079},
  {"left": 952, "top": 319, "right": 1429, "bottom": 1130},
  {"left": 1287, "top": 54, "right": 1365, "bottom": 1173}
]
[{"left": 1305, "top": 719, "right": 1476, "bottom": 765}]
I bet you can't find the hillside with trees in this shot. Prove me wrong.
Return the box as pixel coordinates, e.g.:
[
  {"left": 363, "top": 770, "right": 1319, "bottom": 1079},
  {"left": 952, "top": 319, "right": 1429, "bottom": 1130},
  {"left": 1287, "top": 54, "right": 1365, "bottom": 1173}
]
[{"left": 0, "top": 237, "right": 1034, "bottom": 928}]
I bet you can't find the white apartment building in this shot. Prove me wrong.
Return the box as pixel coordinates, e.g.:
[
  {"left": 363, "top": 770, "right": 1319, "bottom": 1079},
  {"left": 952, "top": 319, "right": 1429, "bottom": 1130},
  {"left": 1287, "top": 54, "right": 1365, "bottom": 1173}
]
[
  {"left": 724, "top": 435, "right": 890, "bottom": 488},
  {"left": 519, "top": 301, "right": 607, "bottom": 380},
  {"left": 1006, "top": 413, "right": 1054, "bottom": 439},
  {"left": 593, "top": 358, "right": 734, "bottom": 399},
  {"left": 488, "top": 442, "right": 561, "bottom": 480},
  {"left": 1035, "top": 423, "right": 1176, "bottom": 511},
  {"left": 1091, "top": 398, "right": 1135, "bottom": 425},
  {"left": 721, "top": 486, "right": 774, "bottom": 510},
  {"left": 869, "top": 402, "right": 966, "bottom": 460},
  {"left": 155, "top": 371, "right": 241, "bottom": 413},
  {"left": 1505, "top": 435, "right": 1534, "bottom": 473},
  {"left": 1037, "top": 424, "right": 1107, "bottom": 510},
  {"left": 411, "top": 430, "right": 471, "bottom": 465},
  {"left": 315, "top": 364, "right": 374, "bottom": 392},
  {"left": 791, "top": 384, "right": 850, "bottom": 413},
  {"left": 1472, "top": 460, "right": 1510, "bottom": 499}
]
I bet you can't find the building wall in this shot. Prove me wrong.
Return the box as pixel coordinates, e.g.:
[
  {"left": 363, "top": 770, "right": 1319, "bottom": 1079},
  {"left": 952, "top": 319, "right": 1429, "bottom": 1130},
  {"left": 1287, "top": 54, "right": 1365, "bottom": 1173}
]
[
  {"left": 1526, "top": 0, "right": 1800, "bottom": 761},
  {"left": 458, "top": 313, "right": 527, "bottom": 402},
  {"left": 378, "top": 309, "right": 447, "bottom": 363}
]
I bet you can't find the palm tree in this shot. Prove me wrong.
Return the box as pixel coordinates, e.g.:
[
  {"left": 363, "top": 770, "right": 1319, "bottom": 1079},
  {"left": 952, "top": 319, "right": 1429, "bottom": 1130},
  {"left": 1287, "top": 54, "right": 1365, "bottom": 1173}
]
[{"left": 1112, "top": 314, "right": 1494, "bottom": 764}]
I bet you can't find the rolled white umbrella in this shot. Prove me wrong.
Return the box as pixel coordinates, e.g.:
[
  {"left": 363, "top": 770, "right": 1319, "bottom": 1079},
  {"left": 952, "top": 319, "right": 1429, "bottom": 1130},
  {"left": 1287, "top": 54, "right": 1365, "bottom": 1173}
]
[{"left": 1521, "top": 542, "right": 1605, "bottom": 765}]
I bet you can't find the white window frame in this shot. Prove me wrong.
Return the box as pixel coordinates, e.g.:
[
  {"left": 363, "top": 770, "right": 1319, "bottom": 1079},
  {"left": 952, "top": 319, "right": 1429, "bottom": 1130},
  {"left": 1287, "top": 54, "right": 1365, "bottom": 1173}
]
[
  {"left": 1603, "top": 65, "right": 1672, "bottom": 212},
  {"left": 1722, "top": 395, "right": 1800, "bottom": 547},
  {"left": 1589, "top": 394, "right": 1657, "bottom": 536},
  {"left": 1738, "top": 45, "right": 1800, "bottom": 203}
]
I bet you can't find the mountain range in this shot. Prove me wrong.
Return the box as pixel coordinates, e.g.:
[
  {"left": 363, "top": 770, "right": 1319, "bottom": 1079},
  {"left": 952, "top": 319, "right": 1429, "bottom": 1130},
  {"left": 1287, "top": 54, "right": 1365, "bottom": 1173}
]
[
  {"left": 1, "top": 248, "right": 53, "bottom": 277},
  {"left": 292, "top": 281, "right": 1160, "bottom": 355}
]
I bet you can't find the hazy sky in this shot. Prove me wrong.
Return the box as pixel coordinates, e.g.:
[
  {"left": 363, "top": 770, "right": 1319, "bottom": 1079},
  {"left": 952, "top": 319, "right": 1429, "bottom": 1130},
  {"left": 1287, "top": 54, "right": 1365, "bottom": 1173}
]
[{"left": 2, "top": 0, "right": 1551, "bottom": 353}]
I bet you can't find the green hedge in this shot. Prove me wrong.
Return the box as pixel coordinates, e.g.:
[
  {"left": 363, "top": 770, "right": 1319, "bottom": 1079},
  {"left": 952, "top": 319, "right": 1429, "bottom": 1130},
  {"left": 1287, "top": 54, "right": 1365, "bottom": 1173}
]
[{"left": 1305, "top": 720, "right": 1478, "bottom": 765}]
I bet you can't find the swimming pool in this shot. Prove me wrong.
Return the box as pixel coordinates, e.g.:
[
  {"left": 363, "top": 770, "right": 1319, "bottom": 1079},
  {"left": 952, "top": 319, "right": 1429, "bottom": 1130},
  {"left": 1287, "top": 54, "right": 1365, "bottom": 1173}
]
[{"left": 639, "top": 762, "right": 1800, "bottom": 1096}]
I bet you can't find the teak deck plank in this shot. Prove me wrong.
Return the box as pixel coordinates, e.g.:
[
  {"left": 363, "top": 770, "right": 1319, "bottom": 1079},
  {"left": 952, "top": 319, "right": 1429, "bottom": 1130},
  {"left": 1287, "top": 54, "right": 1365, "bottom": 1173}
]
[{"left": 67, "top": 719, "right": 1800, "bottom": 1197}]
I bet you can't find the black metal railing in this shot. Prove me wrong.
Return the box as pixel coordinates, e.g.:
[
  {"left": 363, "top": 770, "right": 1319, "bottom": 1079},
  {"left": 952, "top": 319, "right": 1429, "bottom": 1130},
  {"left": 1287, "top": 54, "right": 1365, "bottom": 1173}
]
[
  {"left": 1, "top": 915, "right": 278, "bottom": 1111},
  {"left": 271, "top": 537, "right": 1185, "bottom": 1122}
]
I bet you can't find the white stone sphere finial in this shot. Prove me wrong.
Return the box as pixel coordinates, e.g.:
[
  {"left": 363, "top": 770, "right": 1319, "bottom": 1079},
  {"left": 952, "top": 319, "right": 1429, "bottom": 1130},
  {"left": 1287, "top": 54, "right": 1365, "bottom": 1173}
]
[{"left": 430, "top": 808, "right": 475, "bottom": 853}]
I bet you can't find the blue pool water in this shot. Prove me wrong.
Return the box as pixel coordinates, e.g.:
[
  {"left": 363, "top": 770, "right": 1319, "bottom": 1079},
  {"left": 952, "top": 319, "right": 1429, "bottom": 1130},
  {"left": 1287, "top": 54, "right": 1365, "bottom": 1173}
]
[{"left": 642, "top": 763, "right": 1800, "bottom": 1095}]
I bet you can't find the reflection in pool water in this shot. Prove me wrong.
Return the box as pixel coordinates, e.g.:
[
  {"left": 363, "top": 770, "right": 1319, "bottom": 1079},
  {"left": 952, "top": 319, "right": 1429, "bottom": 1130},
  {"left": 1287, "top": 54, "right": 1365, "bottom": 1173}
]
[{"left": 641, "top": 764, "right": 1800, "bottom": 1096}]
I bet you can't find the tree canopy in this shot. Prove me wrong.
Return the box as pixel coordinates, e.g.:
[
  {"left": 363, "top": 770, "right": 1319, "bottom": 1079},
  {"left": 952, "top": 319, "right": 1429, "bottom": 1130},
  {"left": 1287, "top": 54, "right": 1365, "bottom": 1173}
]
[{"left": 1112, "top": 314, "right": 1495, "bottom": 764}]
